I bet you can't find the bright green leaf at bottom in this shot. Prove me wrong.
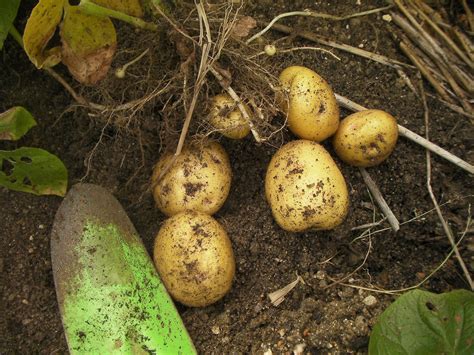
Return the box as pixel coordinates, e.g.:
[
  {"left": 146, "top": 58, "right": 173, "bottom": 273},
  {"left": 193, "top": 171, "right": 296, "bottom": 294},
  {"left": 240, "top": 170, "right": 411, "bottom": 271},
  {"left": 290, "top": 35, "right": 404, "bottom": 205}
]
[
  {"left": 0, "top": 147, "right": 68, "bottom": 196},
  {"left": 0, "top": 0, "right": 21, "bottom": 49},
  {"left": 0, "top": 107, "right": 37, "bottom": 141},
  {"left": 369, "top": 289, "right": 474, "bottom": 355}
]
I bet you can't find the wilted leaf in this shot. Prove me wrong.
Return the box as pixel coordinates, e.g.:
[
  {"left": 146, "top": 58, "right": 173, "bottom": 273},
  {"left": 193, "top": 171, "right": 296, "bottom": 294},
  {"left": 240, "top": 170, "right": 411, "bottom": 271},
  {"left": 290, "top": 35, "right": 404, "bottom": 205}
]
[
  {"left": 232, "top": 16, "right": 257, "bottom": 38},
  {"left": 0, "top": 147, "right": 68, "bottom": 196},
  {"left": 92, "top": 0, "right": 143, "bottom": 18},
  {"left": 0, "top": 0, "right": 20, "bottom": 49},
  {"left": 0, "top": 107, "right": 37, "bottom": 141},
  {"left": 369, "top": 289, "right": 474, "bottom": 354},
  {"left": 23, "top": 0, "right": 64, "bottom": 68},
  {"left": 60, "top": 5, "right": 117, "bottom": 85}
]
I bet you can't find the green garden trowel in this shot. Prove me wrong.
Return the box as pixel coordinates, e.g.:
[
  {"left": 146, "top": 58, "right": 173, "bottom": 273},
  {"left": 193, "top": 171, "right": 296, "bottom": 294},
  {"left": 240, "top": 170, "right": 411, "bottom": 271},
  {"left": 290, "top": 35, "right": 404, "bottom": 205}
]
[{"left": 51, "top": 183, "right": 196, "bottom": 354}]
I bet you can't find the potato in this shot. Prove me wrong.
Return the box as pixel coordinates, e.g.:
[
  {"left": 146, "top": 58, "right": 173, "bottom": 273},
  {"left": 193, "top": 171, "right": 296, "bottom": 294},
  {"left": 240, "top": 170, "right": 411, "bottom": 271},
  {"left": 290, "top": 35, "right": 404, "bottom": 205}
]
[
  {"left": 151, "top": 141, "right": 231, "bottom": 216},
  {"left": 279, "top": 66, "right": 340, "bottom": 142},
  {"left": 208, "top": 94, "right": 251, "bottom": 139},
  {"left": 153, "top": 211, "right": 235, "bottom": 307},
  {"left": 265, "top": 140, "right": 349, "bottom": 232},
  {"left": 333, "top": 109, "right": 399, "bottom": 167}
]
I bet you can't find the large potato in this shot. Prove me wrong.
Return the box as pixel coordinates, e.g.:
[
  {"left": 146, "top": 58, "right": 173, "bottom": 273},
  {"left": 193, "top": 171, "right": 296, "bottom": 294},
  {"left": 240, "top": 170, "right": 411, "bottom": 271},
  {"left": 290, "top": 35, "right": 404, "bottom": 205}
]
[
  {"left": 151, "top": 141, "right": 231, "bottom": 216},
  {"left": 333, "top": 109, "right": 399, "bottom": 167},
  {"left": 153, "top": 211, "right": 235, "bottom": 307},
  {"left": 265, "top": 140, "right": 349, "bottom": 232},
  {"left": 208, "top": 94, "right": 251, "bottom": 139},
  {"left": 279, "top": 66, "right": 340, "bottom": 142}
]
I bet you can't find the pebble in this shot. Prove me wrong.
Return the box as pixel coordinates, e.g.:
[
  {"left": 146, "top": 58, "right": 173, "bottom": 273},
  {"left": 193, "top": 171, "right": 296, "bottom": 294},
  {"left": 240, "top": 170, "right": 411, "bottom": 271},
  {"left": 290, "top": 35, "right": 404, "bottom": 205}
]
[
  {"left": 211, "top": 325, "right": 220, "bottom": 335},
  {"left": 263, "top": 349, "right": 273, "bottom": 355},
  {"left": 354, "top": 315, "right": 368, "bottom": 334},
  {"left": 382, "top": 14, "right": 393, "bottom": 22},
  {"left": 315, "top": 270, "right": 326, "bottom": 280},
  {"left": 293, "top": 343, "right": 306, "bottom": 355},
  {"left": 363, "top": 295, "right": 378, "bottom": 307}
]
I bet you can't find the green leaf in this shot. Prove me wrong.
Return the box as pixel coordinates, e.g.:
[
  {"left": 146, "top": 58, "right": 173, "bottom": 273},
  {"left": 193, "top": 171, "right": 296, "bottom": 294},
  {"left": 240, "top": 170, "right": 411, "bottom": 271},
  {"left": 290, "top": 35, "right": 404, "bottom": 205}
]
[
  {"left": 369, "top": 289, "right": 474, "bottom": 355},
  {"left": 0, "top": 0, "right": 21, "bottom": 49},
  {"left": 0, "top": 147, "right": 68, "bottom": 196},
  {"left": 23, "top": 0, "right": 64, "bottom": 68},
  {"left": 60, "top": 5, "right": 117, "bottom": 85},
  {"left": 0, "top": 107, "right": 37, "bottom": 141},
  {"left": 91, "top": 0, "right": 144, "bottom": 18}
]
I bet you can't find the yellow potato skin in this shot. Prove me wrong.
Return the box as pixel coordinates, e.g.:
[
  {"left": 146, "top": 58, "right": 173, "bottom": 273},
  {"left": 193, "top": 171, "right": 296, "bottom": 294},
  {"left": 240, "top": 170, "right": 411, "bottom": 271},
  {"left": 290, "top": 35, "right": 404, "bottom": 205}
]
[
  {"left": 209, "top": 94, "right": 251, "bottom": 139},
  {"left": 265, "top": 140, "right": 349, "bottom": 232},
  {"left": 151, "top": 141, "right": 231, "bottom": 216},
  {"left": 333, "top": 109, "right": 399, "bottom": 167},
  {"left": 153, "top": 211, "right": 235, "bottom": 307},
  {"left": 279, "top": 66, "right": 340, "bottom": 142}
]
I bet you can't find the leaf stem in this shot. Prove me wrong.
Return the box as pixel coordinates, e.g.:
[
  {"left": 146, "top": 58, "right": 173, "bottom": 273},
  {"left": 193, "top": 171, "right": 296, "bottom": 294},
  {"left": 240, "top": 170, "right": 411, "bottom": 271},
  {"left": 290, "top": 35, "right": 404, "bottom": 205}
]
[
  {"left": 8, "top": 26, "right": 24, "bottom": 48},
  {"left": 78, "top": 0, "right": 158, "bottom": 31}
]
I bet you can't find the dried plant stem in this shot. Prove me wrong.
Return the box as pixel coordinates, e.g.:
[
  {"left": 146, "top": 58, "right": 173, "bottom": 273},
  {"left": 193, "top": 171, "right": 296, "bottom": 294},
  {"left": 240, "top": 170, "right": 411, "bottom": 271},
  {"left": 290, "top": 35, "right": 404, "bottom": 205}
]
[
  {"left": 359, "top": 168, "right": 400, "bottom": 232},
  {"left": 246, "top": 5, "right": 393, "bottom": 44},
  {"left": 420, "top": 83, "right": 474, "bottom": 290},
  {"left": 399, "top": 41, "right": 453, "bottom": 103},
  {"left": 410, "top": 1, "right": 473, "bottom": 69},
  {"left": 335, "top": 93, "right": 474, "bottom": 175},
  {"left": 460, "top": 0, "right": 474, "bottom": 32},
  {"left": 268, "top": 22, "right": 410, "bottom": 69},
  {"left": 426, "top": 93, "right": 474, "bottom": 120},
  {"left": 249, "top": 46, "right": 341, "bottom": 60},
  {"left": 209, "top": 66, "right": 262, "bottom": 142}
]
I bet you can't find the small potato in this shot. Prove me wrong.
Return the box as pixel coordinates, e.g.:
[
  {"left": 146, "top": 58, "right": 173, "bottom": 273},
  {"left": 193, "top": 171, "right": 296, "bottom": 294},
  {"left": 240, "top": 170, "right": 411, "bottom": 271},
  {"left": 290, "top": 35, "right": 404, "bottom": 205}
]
[
  {"left": 153, "top": 211, "right": 235, "bottom": 307},
  {"left": 279, "top": 66, "right": 340, "bottom": 142},
  {"left": 209, "top": 94, "right": 251, "bottom": 139},
  {"left": 265, "top": 140, "right": 349, "bottom": 232},
  {"left": 151, "top": 141, "right": 231, "bottom": 216},
  {"left": 333, "top": 109, "right": 399, "bottom": 167}
]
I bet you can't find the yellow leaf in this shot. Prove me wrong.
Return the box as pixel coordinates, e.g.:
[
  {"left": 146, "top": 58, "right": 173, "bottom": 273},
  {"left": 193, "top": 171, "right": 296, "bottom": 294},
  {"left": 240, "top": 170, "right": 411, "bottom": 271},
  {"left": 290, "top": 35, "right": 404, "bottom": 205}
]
[
  {"left": 91, "top": 0, "right": 143, "bottom": 18},
  {"left": 60, "top": 6, "right": 117, "bottom": 85},
  {"left": 23, "top": 0, "right": 65, "bottom": 68}
]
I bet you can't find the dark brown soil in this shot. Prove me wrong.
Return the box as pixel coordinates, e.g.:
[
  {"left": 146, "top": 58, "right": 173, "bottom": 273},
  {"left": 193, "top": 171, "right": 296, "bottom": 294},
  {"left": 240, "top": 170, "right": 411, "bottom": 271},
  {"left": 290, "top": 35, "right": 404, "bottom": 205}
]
[{"left": 1, "top": 1, "right": 473, "bottom": 354}]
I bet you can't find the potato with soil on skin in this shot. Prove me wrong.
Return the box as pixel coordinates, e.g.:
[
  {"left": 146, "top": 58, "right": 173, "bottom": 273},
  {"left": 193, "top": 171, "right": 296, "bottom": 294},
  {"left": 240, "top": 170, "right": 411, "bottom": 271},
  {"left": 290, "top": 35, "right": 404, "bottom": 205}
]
[
  {"left": 151, "top": 141, "right": 231, "bottom": 216},
  {"left": 208, "top": 94, "right": 251, "bottom": 139},
  {"left": 279, "top": 65, "right": 340, "bottom": 142},
  {"left": 333, "top": 109, "right": 399, "bottom": 167},
  {"left": 153, "top": 211, "right": 235, "bottom": 307},
  {"left": 265, "top": 140, "right": 349, "bottom": 232}
]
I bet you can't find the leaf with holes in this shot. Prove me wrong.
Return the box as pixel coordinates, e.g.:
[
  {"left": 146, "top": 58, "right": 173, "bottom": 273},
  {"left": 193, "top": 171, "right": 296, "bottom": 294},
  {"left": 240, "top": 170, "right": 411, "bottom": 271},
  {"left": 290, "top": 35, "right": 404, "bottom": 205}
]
[
  {"left": 23, "top": 0, "right": 64, "bottom": 68},
  {"left": 0, "top": 107, "right": 37, "bottom": 141},
  {"left": 91, "top": 0, "right": 144, "bottom": 18},
  {"left": 0, "top": 148, "right": 68, "bottom": 196},
  {"left": 369, "top": 289, "right": 474, "bottom": 354},
  {"left": 0, "top": 0, "right": 21, "bottom": 49},
  {"left": 60, "top": 5, "right": 117, "bottom": 85}
]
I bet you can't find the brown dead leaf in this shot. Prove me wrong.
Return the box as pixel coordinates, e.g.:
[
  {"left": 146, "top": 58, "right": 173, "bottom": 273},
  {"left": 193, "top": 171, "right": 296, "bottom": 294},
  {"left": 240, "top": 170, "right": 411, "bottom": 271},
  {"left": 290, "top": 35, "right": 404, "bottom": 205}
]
[
  {"left": 232, "top": 16, "right": 257, "bottom": 38},
  {"left": 60, "top": 5, "right": 117, "bottom": 85}
]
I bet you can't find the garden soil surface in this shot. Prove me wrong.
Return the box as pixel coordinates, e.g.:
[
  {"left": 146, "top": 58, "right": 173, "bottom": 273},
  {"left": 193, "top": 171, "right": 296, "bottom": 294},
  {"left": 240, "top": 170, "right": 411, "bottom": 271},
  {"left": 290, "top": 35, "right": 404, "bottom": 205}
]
[{"left": 1, "top": 0, "right": 473, "bottom": 354}]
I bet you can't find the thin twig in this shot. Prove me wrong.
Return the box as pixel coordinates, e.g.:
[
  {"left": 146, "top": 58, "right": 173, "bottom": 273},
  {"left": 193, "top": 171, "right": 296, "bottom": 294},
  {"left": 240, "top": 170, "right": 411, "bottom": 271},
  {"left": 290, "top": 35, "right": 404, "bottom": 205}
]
[
  {"left": 267, "top": 22, "right": 411, "bottom": 69},
  {"left": 248, "top": 46, "right": 341, "bottom": 60},
  {"left": 359, "top": 167, "right": 400, "bottom": 232},
  {"left": 246, "top": 5, "right": 393, "bottom": 44},
  {"left": 335, "top": 93, "right": 474, "bottom": 175},
  {"left": 420, "top": 82, "right": 474, "bottom": 290}
]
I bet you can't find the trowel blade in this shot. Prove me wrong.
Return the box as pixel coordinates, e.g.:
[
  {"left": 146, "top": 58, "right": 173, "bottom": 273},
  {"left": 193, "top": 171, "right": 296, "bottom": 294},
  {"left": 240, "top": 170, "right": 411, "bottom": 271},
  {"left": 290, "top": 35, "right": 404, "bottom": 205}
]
[{"left": 51, "top": 183, "right": 196, "bottom": 354}]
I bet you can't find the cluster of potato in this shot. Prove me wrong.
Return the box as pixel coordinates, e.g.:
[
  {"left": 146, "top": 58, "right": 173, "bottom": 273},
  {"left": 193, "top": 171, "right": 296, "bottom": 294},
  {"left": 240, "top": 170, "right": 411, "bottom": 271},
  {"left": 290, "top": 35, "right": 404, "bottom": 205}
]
[
  {"left": 151, "top": 141, "right": 235, "bottom": 307},
  {"left": 150, "top": 65, "right": 399, "bottom": 307},
  {"left": 266, "top": 65, "right": 399, "bottom": 232}
]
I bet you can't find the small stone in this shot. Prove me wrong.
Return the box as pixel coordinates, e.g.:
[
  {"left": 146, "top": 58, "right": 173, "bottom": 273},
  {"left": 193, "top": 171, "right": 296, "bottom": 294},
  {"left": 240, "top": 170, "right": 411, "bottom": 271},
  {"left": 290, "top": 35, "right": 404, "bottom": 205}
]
[
  {"left": 38, "top": 224, "right": 45, "bottom": 230},
  {"left": 263, "top": 350, "right": 273, "bottom": 355},
  {"left": 211, "top": 325, "right": 220, "bottom": 335},
  {"left": 315, "top": 270, "right": 326, "bottom": 280},
  {"left": 354, "top": 315, "right": 368, "bottom": 334},
  {"left": 293, "top": 343, "right": 306, "bottom": 355},
  {"left": 382, "top": 14, "right": 392, "bottom": 22},
  {"left": 21, "top": 299, "right": 29, "bottom": 305},
  {"left": 278, "top": 328, "right": 286, "bottom": 337},
  {"left": 363, "top": 295, "right": 378, "bottom": 307}
]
